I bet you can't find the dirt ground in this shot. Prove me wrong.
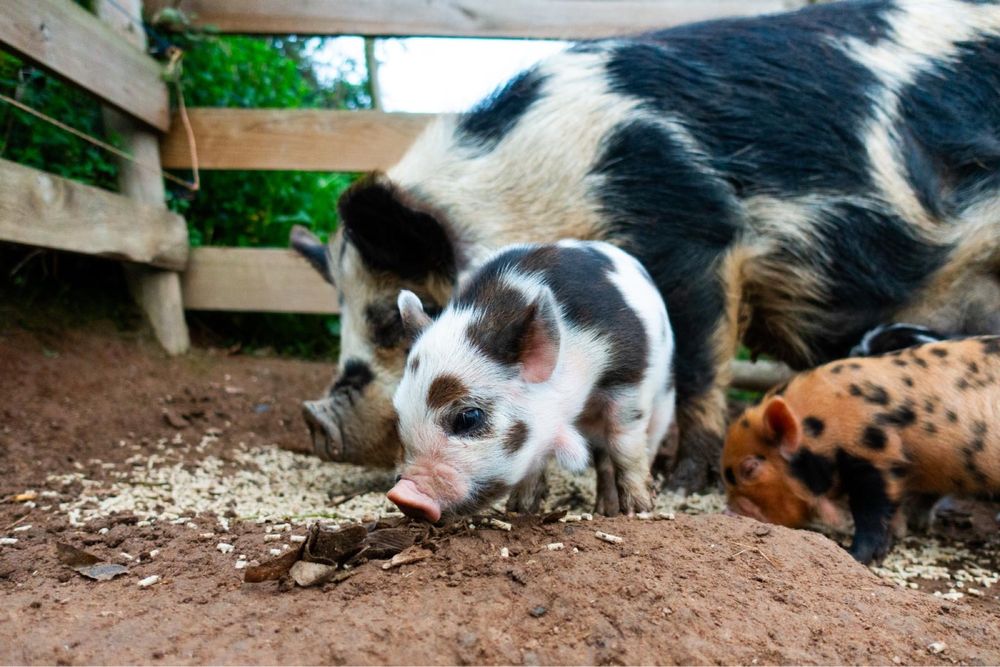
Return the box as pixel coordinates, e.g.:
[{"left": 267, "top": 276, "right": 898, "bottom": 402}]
[{"left": 2, "top": 316, "right": 999, "bottom": 665}]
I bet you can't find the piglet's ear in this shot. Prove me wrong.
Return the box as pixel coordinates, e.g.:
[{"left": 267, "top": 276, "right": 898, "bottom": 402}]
[
  {"left": 518, "top": 289, "right": 561, "bottom": 384},
  {"left": 290, "top": 225, "right": 333, "bottom": 285},
  {"left": 398, "top": 290, "right": 432, "bottom": 340},
  {"left": 762, "top": 396, "right": 802, "bottom": 460}
]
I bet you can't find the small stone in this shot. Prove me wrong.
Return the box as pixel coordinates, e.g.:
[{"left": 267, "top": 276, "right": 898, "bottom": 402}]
[
  {"left": 927, "top": 642, "right": 947, "bottom": 655},
  {"left": 137, "top": 575, "right": 160, "bottom": 588},
  {"left": 269, "top": 548, "right": 282, "bottom": 556},
  {"left": 12, "top": 525, "right": 32, "bottom": 533},
  {"left": 290, "top": 560, "right": 338, "bottom": 587},
  {"left": 529, "top": 605, "right": 547, "bottom": 618},
  {"left": 546, "top": 542, "right": 564, "bottom": 551},
  {"left": 559, "top": 514, "right": 582, "bottom": 523},
  {"left": 657, "top": 512, "right": 676, "bottom": 521},
  {"left": 754, "top": 525, "right": 772, "bottom": 537},
  {"left": 263, "top": 534, "right": 282, "bottom": 542},
  {"left": 0, "top": 538, "right": 18, "bottom": 546},
  {"left": 289, "top": 535, "right": 306, "bottom": 543},
  {"left": 216, "top": 543, "right": 234, "bottom": 554},
  {"left": 499, "top": 547, "right": 510, "bottom": 559}
]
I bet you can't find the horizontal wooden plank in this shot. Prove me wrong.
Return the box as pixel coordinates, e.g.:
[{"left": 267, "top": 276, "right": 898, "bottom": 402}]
[
  {"left": 0, "top": 0, "right": 170, "bottom": 131},
  {"left": 160, "top": 108, "right": 435, "bottom": 171},
  {"left": 146, "top": 0, "right": 804, "bottom": 38},
  {"left": 181, "top": 247, "right": 339, "bottom": 313},
  {"left": 0, "top": 158, "right": 188, "bottom": 270}
]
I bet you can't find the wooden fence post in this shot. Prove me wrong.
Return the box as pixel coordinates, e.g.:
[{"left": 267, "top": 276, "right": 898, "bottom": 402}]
[{"left": 96, "top": 0, "right": 190, "bottom": 355}]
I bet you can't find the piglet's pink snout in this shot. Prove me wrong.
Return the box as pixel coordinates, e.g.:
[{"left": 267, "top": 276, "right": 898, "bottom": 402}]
[{"left": 387, "top": 479, "right": 442, "bottom": 523}]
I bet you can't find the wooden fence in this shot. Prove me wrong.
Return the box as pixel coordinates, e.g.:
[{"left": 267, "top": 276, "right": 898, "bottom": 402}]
[{"left": 0, "top": 0, "right": 802, "bottom": 382}]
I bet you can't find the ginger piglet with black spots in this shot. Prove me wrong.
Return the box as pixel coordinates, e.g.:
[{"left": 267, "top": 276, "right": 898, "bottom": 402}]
[{"left": 722, "top": 336, "right": 1000, "bottom": 564}]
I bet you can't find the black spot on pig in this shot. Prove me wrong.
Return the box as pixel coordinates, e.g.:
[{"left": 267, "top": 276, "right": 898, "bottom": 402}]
[
  {"left": 946, "top": 409, "right": 959, "bottom": 423},
  {"left": 332, "top": 359, "right": 375, "bottom": 394},
  {"left": 459, "top": 68, "right": 548, "bottom": 150},
  {"left": 875, "top": 402, "right": 917, "bottom": 428},
  {"left": 930, "top": 348, "right": 948, "bottom": 358},
  {"left": 923, "top": 422, "right": 938, "bottom": 435},
  {"left": 901, "top": 376, "right": 914, "bottom": 387},
  {"left": 862, "top": 426, "right": 887, "bottom": 451},
  {"left": 366, "top": 301, "right": 405, "bottom": 349},
  {"left": 803, "top": 416, "right": 825, "bottom": 438},
  {"left": 789, "top": 449, "right": 835, "bottom": 495},
  {"left": 849, "top": 382, "right": 890, "bottom": 405}
]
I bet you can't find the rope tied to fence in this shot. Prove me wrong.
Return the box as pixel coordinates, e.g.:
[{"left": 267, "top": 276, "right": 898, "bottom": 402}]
[{"left": 0, "top": 48, "right": 200, "bottom": 192}]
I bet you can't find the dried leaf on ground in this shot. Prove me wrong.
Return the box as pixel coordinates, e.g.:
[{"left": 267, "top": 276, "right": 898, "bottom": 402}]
[
  {"left": 243, "top": 546, "right": 303, "bottom": 583},
  {"left": 55, "top": 542, "right": 129, "bottom": 581},
  {"left": 303, "top": 523, "right": 368, "bottom": 566},
  {"left": 382, "top": 546, "right": 433, "bottom": 570}
]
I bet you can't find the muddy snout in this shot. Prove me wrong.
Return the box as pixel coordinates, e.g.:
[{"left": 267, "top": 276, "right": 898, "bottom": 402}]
[{"left": 301, "top": 400, "right": 344, "bottom": 461}]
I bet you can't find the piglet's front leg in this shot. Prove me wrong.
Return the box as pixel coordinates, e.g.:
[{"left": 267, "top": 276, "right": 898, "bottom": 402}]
[
  {"left": 506, "top": 468, "right": 548, "bottom": 514},
  {"left": 843, "top": 459, "right": 897, "bottom": 564},
  {"left": 593, "top": 447, "right": 620, "bottom": 516},
  {"left": 608, "top": 424, "right": 655, "bottom": 516}
]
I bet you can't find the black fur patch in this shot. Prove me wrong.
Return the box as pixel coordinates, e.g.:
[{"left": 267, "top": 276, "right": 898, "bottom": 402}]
[
  {"left": 724, "top": 466, "right": 737, "bottom": 486},
  {"left": 602, "top": 2, "right": 886, "bottom": 197},
  {"left": 788, "top": 448, "right": 835, "bottom": 495},
  {"left": 849, "top": 381, "right": 891, "bottom": 406},
  {"left": 875, "top": 402, "right": 917, "bottom": 428},
  {"left": 366, "top": 301, "right": 405, "bottom": 349},
  {"left": 889, "top": 463, "right": 909, "bottom": 479},
  {"left": 898, "top": 35, "right": 1000, "bottom": 218},
  {"left": 803, "top": 205, "right": 949, "bottom": 360},
  {"left": 862, "top": 426, "right": 887, "bottom": 451},
  {"left": 331, "top": 359, "right": 375, "bottom": 394},
  {"left": 803, "top": 416, "right": 825, "bottom": 438},
  {"left": 338, "top": 176, "right": 455, "bottom": 281},
  {"left": 590, "top": 118, "right": 737, "bottom": 401},
  {"left": 458, "top": 245, "right": 649, "bottom": 389},
  {"left": 458, "top": 68, "right": 548, "bottom": 150},
  {"left": 836, "top": 448, "right": 895, "bottom": 564}
]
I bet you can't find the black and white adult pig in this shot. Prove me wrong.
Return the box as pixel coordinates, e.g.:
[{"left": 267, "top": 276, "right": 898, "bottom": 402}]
[
  {"left": 386, "top": 241, "right": 675, "bottom": 520},
  {"left": 293, "top": 0, "right": 1000, "bottom": 491}
]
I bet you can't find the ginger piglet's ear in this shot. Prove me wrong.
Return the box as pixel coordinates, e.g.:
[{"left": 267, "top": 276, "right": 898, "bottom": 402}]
[{"left": 762, "top": 396, "right": 802, "bottom": 460}]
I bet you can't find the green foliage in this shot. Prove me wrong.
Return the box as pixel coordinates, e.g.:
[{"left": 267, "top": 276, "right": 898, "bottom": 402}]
[
  {"left": 166, "top": 35, "right": 369, "bottom": 247},
  {"left": 0, "top": 52, "right": 121, "bottom": 189}
]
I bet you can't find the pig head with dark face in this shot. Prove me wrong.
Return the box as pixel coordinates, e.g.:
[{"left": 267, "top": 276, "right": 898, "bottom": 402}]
[{"left": 292, "top": 176, "right": 455, "bottom": 467}]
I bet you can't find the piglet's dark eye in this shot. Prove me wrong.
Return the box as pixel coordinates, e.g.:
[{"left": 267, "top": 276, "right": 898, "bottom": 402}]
[{"left": 452, "top": 408, "right": 485, "bottom": 435}]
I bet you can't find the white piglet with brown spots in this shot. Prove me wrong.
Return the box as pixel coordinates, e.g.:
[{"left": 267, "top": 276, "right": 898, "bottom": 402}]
[{"left": 387, "top": 241, "right": 675, "bottom": 521}]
